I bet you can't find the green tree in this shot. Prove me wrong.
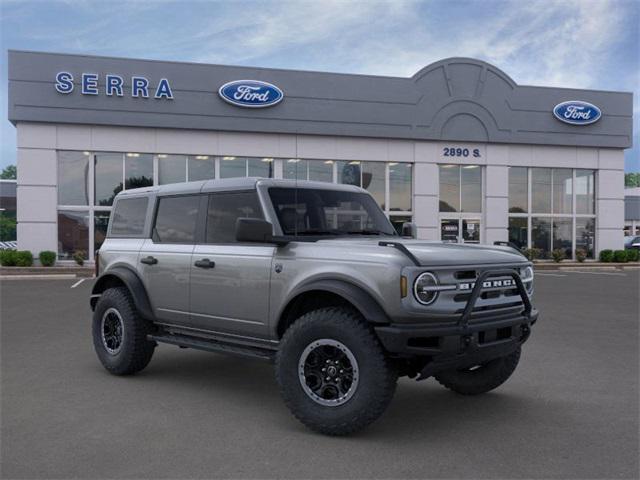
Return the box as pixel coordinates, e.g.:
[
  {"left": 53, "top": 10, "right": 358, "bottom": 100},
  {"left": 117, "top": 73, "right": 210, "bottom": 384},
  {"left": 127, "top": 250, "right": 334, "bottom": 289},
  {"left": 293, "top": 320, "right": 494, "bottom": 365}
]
[
  {"left": 0, "top": 215, "right": 17, "bottom": 241},
  {"left": 625, "top": 172, "right": 640, "bottom": 188},
  {"left": 1, "top": 165, "right": 16, "bottom": 179}
]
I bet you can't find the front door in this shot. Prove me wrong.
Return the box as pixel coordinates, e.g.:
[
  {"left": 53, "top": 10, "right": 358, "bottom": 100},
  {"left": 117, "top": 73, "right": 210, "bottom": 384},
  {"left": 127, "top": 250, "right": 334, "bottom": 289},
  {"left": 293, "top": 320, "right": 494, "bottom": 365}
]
[
  {"left": 139, "top": 194, "right": 201, "bottom": 324},
  {"left": 189, "top": 191, "right": 274, "bottom": 339},
  {"left": 440, "top": 217, "right": 482, "bottom": 244}
]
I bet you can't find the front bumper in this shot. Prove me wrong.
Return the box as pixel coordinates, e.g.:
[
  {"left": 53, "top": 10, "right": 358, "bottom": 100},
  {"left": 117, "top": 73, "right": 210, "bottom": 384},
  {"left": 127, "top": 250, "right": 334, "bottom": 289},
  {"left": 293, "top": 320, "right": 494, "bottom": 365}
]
[
  {"left": 375, "top": 309, "right": 537, "bottom": 378},
  {"left": 375, "top": 267, "right": 538, "bottom": 379}
]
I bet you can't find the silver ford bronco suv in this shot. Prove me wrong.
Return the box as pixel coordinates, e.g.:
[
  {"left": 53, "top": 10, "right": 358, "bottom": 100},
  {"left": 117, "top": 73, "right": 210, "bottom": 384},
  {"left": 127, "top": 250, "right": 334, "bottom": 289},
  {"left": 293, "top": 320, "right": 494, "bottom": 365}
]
[{"left": 91, "top": 177, "right": 537, "bottom": 435}]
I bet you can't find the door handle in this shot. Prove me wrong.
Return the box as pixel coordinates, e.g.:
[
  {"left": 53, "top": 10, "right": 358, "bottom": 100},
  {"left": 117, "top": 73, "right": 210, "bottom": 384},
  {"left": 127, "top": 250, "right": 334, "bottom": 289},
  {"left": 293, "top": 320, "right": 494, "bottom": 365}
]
[
  {"left": 194, "top": 258, "right": 215, "bottom": 269},
  {"left": 140, "top": 256, "right": 158, "bottom": 265}
]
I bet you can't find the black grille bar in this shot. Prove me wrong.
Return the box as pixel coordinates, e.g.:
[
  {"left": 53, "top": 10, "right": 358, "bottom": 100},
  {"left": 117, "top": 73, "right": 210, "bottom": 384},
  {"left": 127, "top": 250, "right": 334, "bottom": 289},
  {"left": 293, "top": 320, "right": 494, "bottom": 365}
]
[{"left": 458, "top": 268, "right": 532, "bottom": 332}]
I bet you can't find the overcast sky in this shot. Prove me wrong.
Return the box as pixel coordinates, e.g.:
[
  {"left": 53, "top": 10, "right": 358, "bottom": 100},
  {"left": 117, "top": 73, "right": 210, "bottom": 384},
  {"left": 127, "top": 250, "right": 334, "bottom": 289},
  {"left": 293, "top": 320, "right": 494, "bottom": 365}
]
[{"left": 1, "top": 0, "right": 638, "bottom": 171}]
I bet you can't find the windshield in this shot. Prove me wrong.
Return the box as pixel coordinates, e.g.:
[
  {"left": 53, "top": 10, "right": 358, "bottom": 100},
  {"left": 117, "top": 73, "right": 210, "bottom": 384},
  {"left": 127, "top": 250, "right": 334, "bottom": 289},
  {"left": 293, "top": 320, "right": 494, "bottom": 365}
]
[{"left": 268, "top": 187, "right": 397, "bottom": 237}]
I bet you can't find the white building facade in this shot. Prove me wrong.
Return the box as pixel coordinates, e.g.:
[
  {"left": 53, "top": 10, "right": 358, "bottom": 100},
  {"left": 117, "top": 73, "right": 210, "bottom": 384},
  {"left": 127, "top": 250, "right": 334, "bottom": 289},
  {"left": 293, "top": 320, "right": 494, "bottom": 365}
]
[{"left": 8, "top": 51, "right": 633, "bottom": 262}]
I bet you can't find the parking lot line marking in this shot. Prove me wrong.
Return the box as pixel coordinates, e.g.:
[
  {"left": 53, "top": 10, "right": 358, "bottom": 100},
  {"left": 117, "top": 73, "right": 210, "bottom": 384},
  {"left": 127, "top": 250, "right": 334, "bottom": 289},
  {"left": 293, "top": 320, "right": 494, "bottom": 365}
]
[
  {"left": 569, "top": 270, "right": 626, "bottom": 276},
  {"left": 536, "top": 273, "right": 567, "bottom": 277},
  {"left": 70, "top": 278, "right": 86, "bottom": 288}
]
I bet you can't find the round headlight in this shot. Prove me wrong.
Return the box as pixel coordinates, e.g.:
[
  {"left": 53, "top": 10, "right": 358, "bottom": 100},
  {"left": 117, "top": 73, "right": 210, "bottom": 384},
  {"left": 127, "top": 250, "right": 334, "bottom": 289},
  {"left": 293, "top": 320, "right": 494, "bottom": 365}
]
[
  {"left": 521, "top": 266, "right": 534, "bottom": 294},
  {"left": 414, "top": 272, "right": 439, "bottom": 305}
]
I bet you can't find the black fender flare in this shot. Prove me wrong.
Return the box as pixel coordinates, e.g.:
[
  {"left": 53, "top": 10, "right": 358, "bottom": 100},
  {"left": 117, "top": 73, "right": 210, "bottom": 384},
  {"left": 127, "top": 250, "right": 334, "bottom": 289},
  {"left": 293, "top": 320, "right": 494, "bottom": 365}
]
[
  {"left": 280, "top": 279, "right": 391, "bottom": 325},
  {"left": 90, "top": 266, "right": 154, "bottom": 320}
]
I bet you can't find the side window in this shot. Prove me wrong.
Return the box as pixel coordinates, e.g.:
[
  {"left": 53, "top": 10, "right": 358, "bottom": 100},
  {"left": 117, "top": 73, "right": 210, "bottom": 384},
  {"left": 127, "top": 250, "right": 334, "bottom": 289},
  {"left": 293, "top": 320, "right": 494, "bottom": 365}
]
[
  {"left": 153, "top": 195, "right": 200, "bottom": 243},
  {"left": 110, "top": 197, "right": 148, "bottom": 236},
  {"left": 206, "top": 192, "right": 263, "bottom": 243}
]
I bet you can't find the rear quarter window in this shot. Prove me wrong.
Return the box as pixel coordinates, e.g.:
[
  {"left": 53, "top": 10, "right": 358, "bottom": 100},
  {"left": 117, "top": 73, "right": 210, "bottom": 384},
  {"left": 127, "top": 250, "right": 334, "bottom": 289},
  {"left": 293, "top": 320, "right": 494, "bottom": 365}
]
[
  {"left": 110, "top": 197, "right": 149, "bottom": 236},
  {"left": 153, "top": 195, "right": 201, "bottom": 243}
]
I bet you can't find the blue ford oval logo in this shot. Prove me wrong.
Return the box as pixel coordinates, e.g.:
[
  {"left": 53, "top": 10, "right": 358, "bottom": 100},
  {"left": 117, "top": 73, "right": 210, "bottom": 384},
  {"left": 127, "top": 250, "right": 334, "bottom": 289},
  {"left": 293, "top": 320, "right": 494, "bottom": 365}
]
[
  {"left": 553, "top": 100, "right": 601, "bottom": 125},
  {"left": 218, "top": 80, "right": 283, "bottom": 108}
]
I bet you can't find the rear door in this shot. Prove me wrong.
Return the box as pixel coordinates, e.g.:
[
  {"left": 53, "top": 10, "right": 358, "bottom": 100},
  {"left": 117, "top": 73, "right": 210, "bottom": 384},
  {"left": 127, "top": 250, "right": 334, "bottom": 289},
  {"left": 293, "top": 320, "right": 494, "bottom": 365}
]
[
  {"left": 138, "top": 194, "right": 203, "bottom": 325},
  {"left": 189, "top": 191, "right": 274, "bottom": 338}
]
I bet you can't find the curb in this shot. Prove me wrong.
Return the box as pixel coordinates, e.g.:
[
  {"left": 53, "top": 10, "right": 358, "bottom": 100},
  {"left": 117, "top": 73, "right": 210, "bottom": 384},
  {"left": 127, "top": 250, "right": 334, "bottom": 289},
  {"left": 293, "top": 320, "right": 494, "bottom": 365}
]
[
  {"left": 0, "top": 267, "right": 94, "bottom": 277},
  {"left": 533, "top": 262, "right": 639, "bottom": 271},
  {"left": 0, "top": 274, "right": 82, "bottom": 280}
]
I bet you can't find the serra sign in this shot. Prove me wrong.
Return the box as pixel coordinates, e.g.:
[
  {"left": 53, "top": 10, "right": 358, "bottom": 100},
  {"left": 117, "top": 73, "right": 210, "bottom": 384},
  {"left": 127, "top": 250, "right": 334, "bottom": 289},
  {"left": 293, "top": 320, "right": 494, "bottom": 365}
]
[
  {"left": 55, "top": 72, "right": 174, "bottom": 99},
  {"left": 218, "top": 80, "right": 283, "bottom": 108}
]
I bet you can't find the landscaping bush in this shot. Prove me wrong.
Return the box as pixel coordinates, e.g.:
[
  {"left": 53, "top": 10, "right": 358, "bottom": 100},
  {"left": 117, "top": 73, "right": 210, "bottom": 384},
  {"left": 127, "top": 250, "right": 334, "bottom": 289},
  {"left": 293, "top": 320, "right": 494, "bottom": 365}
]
[
  {"left": 14, "top": 250, "right": 34, "bottom": 267},
  {"left": 551, "top": 249, "right": 565, "bottom": 263},
  {"left": 626, "top": 249, "right": 639, "bottom": 262},
  {"left": 613, "top": 250, "right": 628, "bottom": 263},
  {"left": 0, "top": 249, "right": 17, "bottom": 266},
  {"left": 575, "top": 249, "right": 587, "bottom": 263},
  {"left": 522, "top": 248, "right": 542, "bottom": 261},
  {"left": 599, "top": 249, "right": 614, "bottom": 262},
  {"left": 39, "top": 250, "right": 57, "bottom": 267},
  {"left": 73, "top": 250, "right": 86, "bottom": 266}
]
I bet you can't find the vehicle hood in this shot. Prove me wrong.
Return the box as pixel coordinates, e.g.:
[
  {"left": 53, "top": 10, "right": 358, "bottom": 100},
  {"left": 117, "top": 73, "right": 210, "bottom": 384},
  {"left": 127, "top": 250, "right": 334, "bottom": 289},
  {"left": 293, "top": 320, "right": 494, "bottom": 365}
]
[{"left": 315, "top": 237, "right": 527, "bottom": 267}]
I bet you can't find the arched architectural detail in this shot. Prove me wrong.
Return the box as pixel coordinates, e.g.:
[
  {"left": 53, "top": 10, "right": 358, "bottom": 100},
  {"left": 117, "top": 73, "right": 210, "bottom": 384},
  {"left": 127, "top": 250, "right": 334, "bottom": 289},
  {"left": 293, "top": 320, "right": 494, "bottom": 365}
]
[
  {"left": 412, "top": 57, "right": 517, "bottom": 91},
  {"left": 429, "top": 100, "right": 502, "bottom": 142}
]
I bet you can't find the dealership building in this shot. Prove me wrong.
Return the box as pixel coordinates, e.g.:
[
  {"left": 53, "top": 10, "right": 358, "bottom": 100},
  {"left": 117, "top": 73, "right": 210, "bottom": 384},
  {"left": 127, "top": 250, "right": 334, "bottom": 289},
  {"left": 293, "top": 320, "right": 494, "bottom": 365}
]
[{"left": 7, "top": 50, "right": 633, "bottom": 262}]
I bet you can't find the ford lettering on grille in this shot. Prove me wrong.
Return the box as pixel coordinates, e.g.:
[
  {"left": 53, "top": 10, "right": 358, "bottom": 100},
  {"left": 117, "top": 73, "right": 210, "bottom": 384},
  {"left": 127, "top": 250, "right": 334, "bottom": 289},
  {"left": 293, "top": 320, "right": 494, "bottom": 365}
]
[{"left": 458, "top": 279, "right": 515, "bottom": 291}]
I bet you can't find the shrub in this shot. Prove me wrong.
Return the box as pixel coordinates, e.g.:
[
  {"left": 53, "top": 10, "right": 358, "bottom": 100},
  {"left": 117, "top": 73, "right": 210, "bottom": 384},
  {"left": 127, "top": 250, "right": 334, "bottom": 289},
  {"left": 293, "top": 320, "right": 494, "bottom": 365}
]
[
  {"left": 72, "top": 250, "right": 86, "bottom": 266},
  {"left": 0, "top": 249, "right": 17, "bottom": 266},
  {"left": 575, "top": 249, "right": 587, "bottom": 263},
  {"left": 39, "top": 250, "right": 57, "bottom": 267},
  {"left": 551, "top": 249, "right": 565, "bottom": 263},
  {"left": 613, "top": 250, "right": 628, "bottom": 263},
  {"left": 522, "top": 248, "right": 542, "bottom": 261},
  {"left": 14, "top": 250, "right": 34, "bottom": 267},
  {"left": 599, "top": 249, "right": 614, "bottom": 262},
  {"left": 626, "top": 249, "right": 639, "bottom": 262}
]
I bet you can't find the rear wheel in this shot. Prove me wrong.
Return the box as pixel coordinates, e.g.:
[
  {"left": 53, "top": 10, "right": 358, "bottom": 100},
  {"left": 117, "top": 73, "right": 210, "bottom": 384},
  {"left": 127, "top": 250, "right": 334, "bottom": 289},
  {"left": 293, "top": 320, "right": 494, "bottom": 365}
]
[
  {"left": 434, "top": 348, "right": 521, "bottom": 395},
  {"left": 92, "top": 287, "right": 155, "bottom": 375},
  {"left": 276, "top": 307, "right": 397, "bottom": 436}
]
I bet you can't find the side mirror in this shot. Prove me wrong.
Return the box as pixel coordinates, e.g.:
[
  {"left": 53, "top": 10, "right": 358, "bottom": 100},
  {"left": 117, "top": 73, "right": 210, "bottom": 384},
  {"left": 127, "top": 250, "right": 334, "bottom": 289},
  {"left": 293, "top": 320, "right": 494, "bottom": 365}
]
[
  {"left": 401, "top": 222, "right": 416, "bottom": 238},
  {"left": 235, "top": 218, "right": 289, "bottom": 245}
]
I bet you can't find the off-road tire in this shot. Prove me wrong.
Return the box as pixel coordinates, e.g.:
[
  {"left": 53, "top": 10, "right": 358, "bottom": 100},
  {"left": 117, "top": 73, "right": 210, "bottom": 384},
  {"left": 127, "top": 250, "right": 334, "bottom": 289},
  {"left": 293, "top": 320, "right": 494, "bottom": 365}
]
[
  {"left": 276, "top": 307, "right": 397, "bottom": 436},
  {"left": 92, "top": 287, "right": 155, "bottom": 375},
  {"left": 434, "top": 347, "right": 521, "bottom": 395}
]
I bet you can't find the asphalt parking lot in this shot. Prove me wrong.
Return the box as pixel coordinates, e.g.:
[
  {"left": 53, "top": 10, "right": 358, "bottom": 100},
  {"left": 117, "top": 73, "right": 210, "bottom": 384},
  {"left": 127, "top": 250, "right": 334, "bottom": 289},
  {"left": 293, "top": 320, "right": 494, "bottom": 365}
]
[{"left": 1, "top": 270, "right": 639, "bottom": 479}]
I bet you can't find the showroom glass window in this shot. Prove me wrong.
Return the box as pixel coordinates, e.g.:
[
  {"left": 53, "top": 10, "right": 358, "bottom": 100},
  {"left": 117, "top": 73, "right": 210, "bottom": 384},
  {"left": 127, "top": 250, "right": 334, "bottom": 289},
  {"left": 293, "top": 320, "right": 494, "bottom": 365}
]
[
  {"left": 124, "top": 153, "right": 153, "bottom": 190},
  {"left": 58, "top": 151, "right": 90, "bottom": 206},
  {"left": 158, "top": 154, "right": 187, "bottom": 185},
  {"left": 284, "top": 159, "right": 333, "bottom": 183},
  {"left": 336, "top": 161, "right": 413, "bottom": 234},
  {"left": 438, "top": 165, "right": 482, "bottom": 213},
  {"left": 508, "top": 168, "right": 596, "bottom": 259},
  {"left": 56, "top": 151, "right": 413, "bottom": 260},
  {"left": 220, "top": 156, "right": 273, "bottom": 179},
  {"left": 438, "top": 165, "right": 482, "bottom": 243},
  {"left": 188, "top": 155, "right": 215, "bottom": 181},
  {"left": 158, "top": 155, "right": 215, "bottom": 184}
]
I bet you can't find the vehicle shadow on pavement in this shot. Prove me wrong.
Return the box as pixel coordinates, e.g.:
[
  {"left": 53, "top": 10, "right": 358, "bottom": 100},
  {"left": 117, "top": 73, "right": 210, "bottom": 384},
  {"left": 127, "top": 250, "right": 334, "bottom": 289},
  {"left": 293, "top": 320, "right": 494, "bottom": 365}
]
[{"left": 100, "top": 347, "right": 557, "bottom": 441}]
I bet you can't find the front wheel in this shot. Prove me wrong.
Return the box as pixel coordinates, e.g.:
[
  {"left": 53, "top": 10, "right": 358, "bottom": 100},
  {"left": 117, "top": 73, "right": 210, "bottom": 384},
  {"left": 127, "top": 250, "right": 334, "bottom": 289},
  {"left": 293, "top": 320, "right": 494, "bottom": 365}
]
[
  {"left": 434, "top": 347, "right": 521, "bottom": 395},
  {"left": 276, "top": 307, "right": 397, "bottom": 436},
  {"left": 92, "top": 287, "right": 155, "bottom": 375}
]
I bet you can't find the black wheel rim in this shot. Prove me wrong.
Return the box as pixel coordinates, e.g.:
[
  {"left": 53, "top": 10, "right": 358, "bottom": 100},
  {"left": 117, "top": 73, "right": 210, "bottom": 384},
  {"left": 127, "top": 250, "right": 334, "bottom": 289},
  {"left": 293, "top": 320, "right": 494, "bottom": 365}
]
[
  {"left": 298, "top": 339, "right": 359, "bottom": 407},
  {"left": 101, "top": 307, "right": 124, "bottom": 355}
]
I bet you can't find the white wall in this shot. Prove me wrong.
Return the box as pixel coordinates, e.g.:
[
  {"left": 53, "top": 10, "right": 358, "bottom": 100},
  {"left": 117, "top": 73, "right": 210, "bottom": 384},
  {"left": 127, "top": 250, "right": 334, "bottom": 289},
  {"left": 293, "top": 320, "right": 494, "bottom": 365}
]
[
  {"left": 15, "top": 122, "right": 626, "bottom": 256},
  {"left": 16, "top": 124, "right": 58, "bottom": 256}
]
